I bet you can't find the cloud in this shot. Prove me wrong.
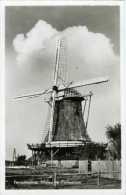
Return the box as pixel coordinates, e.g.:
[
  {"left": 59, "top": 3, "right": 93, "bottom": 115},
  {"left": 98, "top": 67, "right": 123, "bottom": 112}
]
[
  {"left": 13, "top": 19, "right": 119, "bottom": 81},
  {"left": 13, "top": 20, "right": 58, "bottom": 67}
]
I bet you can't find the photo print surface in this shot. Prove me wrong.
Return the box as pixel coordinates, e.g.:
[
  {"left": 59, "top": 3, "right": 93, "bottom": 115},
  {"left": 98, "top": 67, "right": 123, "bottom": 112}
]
[{"left": 5, "top": 6, "right": 121, "bottom": 189}]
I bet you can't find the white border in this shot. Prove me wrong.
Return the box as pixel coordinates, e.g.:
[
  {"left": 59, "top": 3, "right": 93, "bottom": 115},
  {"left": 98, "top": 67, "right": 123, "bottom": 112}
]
[
  {"left": 0, "top": 1, "right": 5, "bottom": 193},
  {"left": 0, "top": 1, "right": 125, "bottom": 195},
  {"left": 120, "top": 0, "right": 126, "bottom": 193},
  {"left": 0, "top": 0, "right": 123, "bottom": 6}
]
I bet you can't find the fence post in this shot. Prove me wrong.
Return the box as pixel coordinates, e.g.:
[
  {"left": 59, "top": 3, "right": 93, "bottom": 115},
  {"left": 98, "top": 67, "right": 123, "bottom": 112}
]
[
  {"left": 54, "top": 172, "right": 57, "bottom": 187},
  {"left": 97, "top": 170, "right": 100, "bottom": 186},
  {"left": 97, "top": 159, "right": 101, "bottom": 186}
]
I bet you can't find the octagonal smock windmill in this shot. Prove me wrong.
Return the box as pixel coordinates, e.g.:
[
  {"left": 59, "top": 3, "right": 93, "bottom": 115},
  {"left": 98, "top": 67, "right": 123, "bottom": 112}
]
[{"left": 15, "top": 39, "right": 109, "bottom": 162}]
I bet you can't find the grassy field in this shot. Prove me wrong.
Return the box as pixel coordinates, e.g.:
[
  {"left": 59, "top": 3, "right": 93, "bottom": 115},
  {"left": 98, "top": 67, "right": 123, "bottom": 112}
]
[{"left": 6, "top": 167, "right": 121, "bottom": 189}]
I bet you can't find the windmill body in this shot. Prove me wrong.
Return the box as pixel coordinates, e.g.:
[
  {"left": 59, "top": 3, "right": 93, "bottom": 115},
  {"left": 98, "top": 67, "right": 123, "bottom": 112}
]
[{"left": 44, "top": 89, "right": 90, "bottom": 142}]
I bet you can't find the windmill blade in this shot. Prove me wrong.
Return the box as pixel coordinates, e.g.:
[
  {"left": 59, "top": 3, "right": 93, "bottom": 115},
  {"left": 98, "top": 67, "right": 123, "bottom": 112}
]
[
  {"left": 14, "top": 88, "right": 52, "bottom": 99},
  {"left": 58, "top": 76, "right": 109, "bottom": 92}
]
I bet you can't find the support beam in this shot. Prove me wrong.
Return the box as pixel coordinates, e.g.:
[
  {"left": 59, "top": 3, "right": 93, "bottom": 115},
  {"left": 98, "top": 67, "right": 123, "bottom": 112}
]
[
  {"left": 86, "top": 94, "right": 92, "bottom": 129},
  {"left": 51, "top": 147, "right": 53, "bottom": 167}
]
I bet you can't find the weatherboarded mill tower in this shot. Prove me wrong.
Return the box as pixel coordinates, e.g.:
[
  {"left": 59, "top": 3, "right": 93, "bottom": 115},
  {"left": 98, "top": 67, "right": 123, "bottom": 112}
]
[
  {"left": 16, "top": 39, "right": 108, "bottom": 166},
  {"left": 51, "top": 91, "right": 88, "bottom": 142},
  {"left": 45, "top": 88, "right": 91, "bottom": 143}
]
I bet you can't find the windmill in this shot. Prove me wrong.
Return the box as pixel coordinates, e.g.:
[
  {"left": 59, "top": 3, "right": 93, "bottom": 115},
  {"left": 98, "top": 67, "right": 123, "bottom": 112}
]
[{"left": 15, "top": 39, "right": 109, "bottom": 165}]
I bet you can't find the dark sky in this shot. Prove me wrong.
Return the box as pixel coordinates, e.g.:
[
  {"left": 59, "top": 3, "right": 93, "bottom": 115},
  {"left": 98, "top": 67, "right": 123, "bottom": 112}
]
[{"left": 6, "top": 6, "right": 120, "bottom": 53}]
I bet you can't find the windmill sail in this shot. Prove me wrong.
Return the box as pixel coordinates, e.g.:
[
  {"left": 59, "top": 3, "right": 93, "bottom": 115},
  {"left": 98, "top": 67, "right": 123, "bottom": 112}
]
[
  {"left": 48, "top": 39, "right": 61, "bottom": 143},
  {"left": 58, "top": 76, "right": 109, "bottom": 92},
  {"left": 14, "top": 88, "right": 52, "bottom": 99}
]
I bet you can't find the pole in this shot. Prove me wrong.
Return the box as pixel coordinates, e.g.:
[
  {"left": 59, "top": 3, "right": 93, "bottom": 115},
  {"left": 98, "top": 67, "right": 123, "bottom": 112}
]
[
  {"left": 51, "top": 146, "right": 53, "bottom": 168},
  {"left": 32, "top": 150, "right": 34, "bottom": 167},
  {"left": 12, "top": 148, "right": 16, "bottom": 166},
  {"left": 54, "top": 172, "right": 57, "bottom": 188},
  {"left": 97, "top": 159, "right": 100, "bottom": 186},
  {"left": 97, "top": 171, "right": 100, "bottom": 186}
]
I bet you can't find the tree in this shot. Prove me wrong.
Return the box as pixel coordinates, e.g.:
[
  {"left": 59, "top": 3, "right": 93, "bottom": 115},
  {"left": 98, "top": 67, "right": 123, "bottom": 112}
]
[
  {"left": 106, "top": 123, "right": 121, "bottom": 160},
  {"left": 16, "top": 155, "right": 27, "bottom": 166}
]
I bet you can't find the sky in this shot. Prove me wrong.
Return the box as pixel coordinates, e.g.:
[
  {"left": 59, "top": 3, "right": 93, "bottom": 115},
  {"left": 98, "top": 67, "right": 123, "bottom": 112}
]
[{"left": 5, "top": 6, "right": 120, "bottom": 160}]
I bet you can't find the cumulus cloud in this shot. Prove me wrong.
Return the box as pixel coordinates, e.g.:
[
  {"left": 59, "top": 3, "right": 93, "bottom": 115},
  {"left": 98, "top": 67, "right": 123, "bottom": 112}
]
[
  {"left": 13, "top": 20, "right": 58, "bottom": 66},
  {"left": 13, "top": 20, "right": 118, "bottom": 80}
]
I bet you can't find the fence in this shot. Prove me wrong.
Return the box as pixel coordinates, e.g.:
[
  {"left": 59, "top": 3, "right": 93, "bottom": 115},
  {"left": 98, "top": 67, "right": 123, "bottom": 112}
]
[
  {"left": 92, "top": 160, "right": 121, "bottom": 180},
  {"left": 6, "top": 160, "right": 121, "bottom": 189},
  {"left": 6, "top": 171, "right": 121, "bottom": 189},
  {"left": 79, "top": 160, "right": 121, "bottom": 180}
]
